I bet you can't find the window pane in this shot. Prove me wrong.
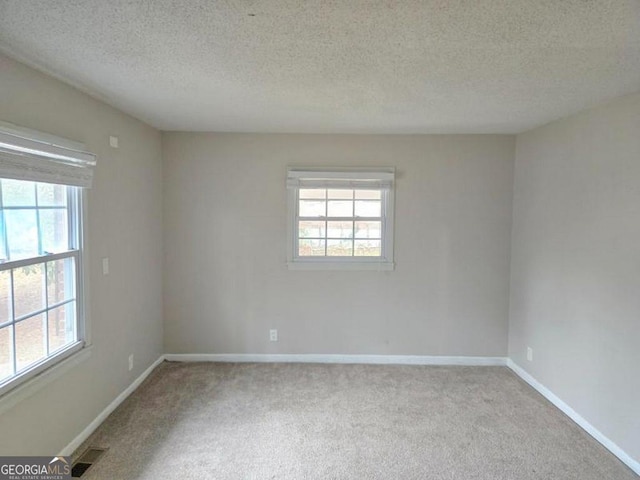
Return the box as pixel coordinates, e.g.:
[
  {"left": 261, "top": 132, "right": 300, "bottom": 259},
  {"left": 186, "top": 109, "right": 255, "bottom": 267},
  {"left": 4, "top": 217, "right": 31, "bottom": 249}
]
[
  {"left": 298, "top": 239, "right": 325, "bottom": 256},
  {"left": 327, "top": 221, "right": 353, "bottom": 239},
  {"left": 36, "top": 183, "right": 67, "bottom": 207},
  {"left": 355, "top": 239, "right": 382, "bottom": 257},
  {"left": 355, "top": 190, "right": 381, "bottom": 200},
  {"left": 0, "top": 326, "right": 12, "bottom": 381},
  {"left": 48, "top": 302, "right": 76, "bottom": 353},
  {"left": 5, "top": 209, "right": 39, "bottom": 259},
  {"left": 0, "top": 214, "right": 6, "bottom": 261},
  {"left": 354, "top": 200, "right": 381, "bottom": 217},
  {"left": 327, "top": 200, "right": 352, "bottom": 217},
  {"left": 355, "top": 221, "right": 382, "bottom": 239},
  {"left": 47, "top": 258, "right": 75, "bottom": 306},
  {"left": 299, "top": 200, "right": 325, "bottom": 217},
  {"left": 39, "top": 209, "right": 68, "bottom": 253},
  {"left": 0, "top": 271, "right": 11, "bottom": 325},
  {"left": 327, "top": 189, "right": 353, "bottom": 199},
  {"left": 0, "top": 178, "right": 81, "bottom": 385},
  {"left": 299, "top": 189, "right": 325, "bottom": 199},
  {"left": 13, "top": 263, "right": 45, "bottom": 319},
  {"left": 298, "top": 221, "right": 325, "bottom": 238},
  {"left": 2, "top": 179, "right": 36, "bottom": 207},
  {"left": 15, "top": 314, "right": 46, "bottom": 372},
  {"left": 327, "top": 239, "right": 353, "bottom": 256}
]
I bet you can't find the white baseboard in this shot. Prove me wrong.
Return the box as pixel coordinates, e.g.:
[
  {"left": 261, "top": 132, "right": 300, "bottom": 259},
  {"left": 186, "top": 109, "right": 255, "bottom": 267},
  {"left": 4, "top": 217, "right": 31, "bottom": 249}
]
[
  {"left": 164, "top": 353, "right": 507, "bottom": 366},
  {"left": 60, "top": 355, "right": 164, "bottom": 456},
  {"left": 507, "top": 359, "right": 640, "bottom": 476}
]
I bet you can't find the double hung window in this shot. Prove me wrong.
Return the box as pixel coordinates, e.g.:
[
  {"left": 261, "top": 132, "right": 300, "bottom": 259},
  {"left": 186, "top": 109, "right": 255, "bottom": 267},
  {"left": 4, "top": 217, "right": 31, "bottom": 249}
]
[
  {"left": 0, "top": 125, "right": 95, "bottom": 396},
  {"left": 287, "top": 168, "right": 395, "bottom": 270}
]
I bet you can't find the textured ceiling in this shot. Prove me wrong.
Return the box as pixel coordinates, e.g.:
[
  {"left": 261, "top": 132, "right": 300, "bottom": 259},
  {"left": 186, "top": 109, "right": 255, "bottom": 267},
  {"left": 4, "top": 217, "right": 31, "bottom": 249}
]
[{"left": 0, "top": 0, "right": 639, "bottom": 133}]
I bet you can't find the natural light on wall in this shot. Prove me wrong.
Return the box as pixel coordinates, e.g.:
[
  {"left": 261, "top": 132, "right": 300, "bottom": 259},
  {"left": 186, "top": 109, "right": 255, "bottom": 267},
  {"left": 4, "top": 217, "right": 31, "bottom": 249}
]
[
  {"left": 0, "top": 123, "right": 95, "bottom": 396},
  {"left": 286, "top": 168, "right": 395, "bottom": 270}
]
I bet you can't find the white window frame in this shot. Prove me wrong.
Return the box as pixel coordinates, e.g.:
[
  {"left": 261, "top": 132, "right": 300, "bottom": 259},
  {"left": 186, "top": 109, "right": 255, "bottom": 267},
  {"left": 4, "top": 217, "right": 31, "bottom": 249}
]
[
  {"left": 0, "top": 123, "right": 94, "bottom": 399},
  {"left": 286, "top": 167, "right": 395, "bottom": 271}
]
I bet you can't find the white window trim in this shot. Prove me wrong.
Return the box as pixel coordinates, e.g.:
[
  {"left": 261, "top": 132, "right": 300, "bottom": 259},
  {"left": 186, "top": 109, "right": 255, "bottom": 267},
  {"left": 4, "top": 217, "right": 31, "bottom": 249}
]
[
  {"left": 0, "top": 123, "right": 93, "bottom": 400},
  {"left": 286, "top": 167, "right": 395, "bottom": 271},
  {"left": 0, "top": 345, "right": 92, "bottom": 416}
]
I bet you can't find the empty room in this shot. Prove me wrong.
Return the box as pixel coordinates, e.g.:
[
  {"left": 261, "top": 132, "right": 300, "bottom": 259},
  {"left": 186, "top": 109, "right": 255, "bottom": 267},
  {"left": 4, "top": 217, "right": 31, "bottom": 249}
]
[{"left": 0, "top": 1, "right": 638, "bottom": 479}]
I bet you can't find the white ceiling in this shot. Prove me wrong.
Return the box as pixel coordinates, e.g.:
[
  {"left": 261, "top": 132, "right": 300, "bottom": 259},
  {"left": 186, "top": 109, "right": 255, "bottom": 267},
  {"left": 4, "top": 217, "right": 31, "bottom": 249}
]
[{"left": 0, "top": 1, "right": 639, "bottom": 134}]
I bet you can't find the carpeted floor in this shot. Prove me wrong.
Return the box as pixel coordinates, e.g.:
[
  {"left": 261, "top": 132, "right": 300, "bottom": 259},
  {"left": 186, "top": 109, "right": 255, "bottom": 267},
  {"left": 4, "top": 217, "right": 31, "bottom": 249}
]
[{"left": 72, "top": 362, "right": 638, "bottom": 479}]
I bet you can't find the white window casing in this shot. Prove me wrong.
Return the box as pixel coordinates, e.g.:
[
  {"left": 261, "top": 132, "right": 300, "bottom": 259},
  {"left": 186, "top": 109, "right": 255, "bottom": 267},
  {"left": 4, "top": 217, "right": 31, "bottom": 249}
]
[
  {"left": 286, "top": 167, "right": 395, "bottom": 271},
  {"left": 0, "top": 122, "right": 94, "bottom": 398}
]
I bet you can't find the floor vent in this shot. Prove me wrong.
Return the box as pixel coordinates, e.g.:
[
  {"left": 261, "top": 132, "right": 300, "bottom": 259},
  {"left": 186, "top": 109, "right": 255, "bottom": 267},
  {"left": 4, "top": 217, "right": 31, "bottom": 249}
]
[{"left": 71, "top": 447, "right": 108, "bottom": 478}]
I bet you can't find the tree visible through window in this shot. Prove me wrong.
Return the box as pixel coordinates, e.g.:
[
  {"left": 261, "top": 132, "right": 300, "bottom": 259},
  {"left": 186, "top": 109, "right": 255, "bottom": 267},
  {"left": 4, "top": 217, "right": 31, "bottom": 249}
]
[
  {"left": 0, "top": 179, "right": 80, "bottom": 387},
  {"left": 0, "top": 124, "right": 94, "bottom": 395}
]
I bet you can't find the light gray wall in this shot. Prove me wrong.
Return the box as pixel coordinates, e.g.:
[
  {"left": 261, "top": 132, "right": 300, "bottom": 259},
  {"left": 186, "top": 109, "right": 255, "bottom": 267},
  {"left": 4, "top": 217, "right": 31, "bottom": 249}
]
[
  {"left": 163, "top": 133, "right": 514, "bottom": 356},
  {"left": 3, "top": 46, "right": 637, "bottom": 467},
  {"left": 509, "top": 93, "right": 640, "bottom": 462},
  {"left": 0, "top": 54, "right": 163, "bottom": 454}
]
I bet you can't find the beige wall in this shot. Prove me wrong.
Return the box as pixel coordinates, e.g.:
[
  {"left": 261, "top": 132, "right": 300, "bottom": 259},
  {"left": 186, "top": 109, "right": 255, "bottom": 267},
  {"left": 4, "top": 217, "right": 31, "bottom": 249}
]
[
  {"left": 163, "top": 133, "right": 514, "bottom": 356},
  {"left": 509, "top": 93, "right": 640, "bottom": 462},
  {"left": 7, "top": 41, "right": 636, "bottom": 466},
  {"left": 0, "top": 53, "right": 164, "bottom": 454}
]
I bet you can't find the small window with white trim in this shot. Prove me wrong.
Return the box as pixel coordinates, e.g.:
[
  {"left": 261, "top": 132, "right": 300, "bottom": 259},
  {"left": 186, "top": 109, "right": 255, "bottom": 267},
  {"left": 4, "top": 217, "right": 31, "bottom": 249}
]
[
  {"left": 287, "top": 168, "right": 395, "bottom": 270},
  {"left": 0, "top": 124, "right": 95, "bottom": 396}
]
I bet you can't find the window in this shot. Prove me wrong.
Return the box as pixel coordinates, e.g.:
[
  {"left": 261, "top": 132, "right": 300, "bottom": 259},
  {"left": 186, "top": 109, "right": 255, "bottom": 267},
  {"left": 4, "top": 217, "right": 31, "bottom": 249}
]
[
  {"left": 0, "top": 124, "right": 95, "bottom": 396},
  {"left": 287, "top": 168, "right": 395, "bottom": 270}
]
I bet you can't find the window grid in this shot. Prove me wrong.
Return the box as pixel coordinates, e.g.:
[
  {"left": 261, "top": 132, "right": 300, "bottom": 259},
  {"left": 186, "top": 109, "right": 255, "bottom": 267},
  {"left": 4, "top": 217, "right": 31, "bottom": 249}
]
[
  {"left": 0, "top": 179, "right": 79, "bottom": 385},
  {"left": 296, "top": 188, "right": 384, "bottom": 258},
  {"left": 9, "top": 268, "right": 15, "bottom": 377},
  {"left": 286, "top": 168, "right": 395, "bottom": 270}
]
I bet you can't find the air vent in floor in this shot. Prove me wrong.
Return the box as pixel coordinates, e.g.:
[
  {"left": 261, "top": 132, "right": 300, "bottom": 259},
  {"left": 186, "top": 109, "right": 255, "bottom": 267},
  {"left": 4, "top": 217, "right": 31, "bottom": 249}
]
[{"left": 71, "top": 447, "right": 108, "bottom": 478}]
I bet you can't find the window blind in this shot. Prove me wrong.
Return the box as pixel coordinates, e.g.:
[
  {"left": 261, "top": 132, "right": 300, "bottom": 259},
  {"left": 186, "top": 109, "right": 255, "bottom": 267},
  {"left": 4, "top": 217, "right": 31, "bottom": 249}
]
[
  {"left": 286, "top": 169, "right": 394, "bottom": 190},
  {"left": 0, "top": 129, "right": 97, "bottom": 188}
]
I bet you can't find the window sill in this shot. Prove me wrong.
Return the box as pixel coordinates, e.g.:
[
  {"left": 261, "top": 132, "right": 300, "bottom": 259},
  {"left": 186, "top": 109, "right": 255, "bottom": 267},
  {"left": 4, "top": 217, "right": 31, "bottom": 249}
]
[
  {"left": 287, "top": 261, "right": 394, "bottom": 271},
  {"left": 0, "top": 344, "right": 92, "bottom": 416}
]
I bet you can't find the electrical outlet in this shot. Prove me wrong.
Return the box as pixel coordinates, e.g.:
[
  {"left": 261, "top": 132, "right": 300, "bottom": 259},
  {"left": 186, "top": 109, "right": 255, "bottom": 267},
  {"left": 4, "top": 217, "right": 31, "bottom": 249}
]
[
  {"left": 109, "top": 135, "right": 119, "bottom": 148},
  {"left": 527, "top": 347, "right": 533, "bottom": 362},
  {"left": 269, "top": 329, "right": 278, "bottom": 342},
  {"left": 128, "top": 354, "right": 134, "bottom": 371}
]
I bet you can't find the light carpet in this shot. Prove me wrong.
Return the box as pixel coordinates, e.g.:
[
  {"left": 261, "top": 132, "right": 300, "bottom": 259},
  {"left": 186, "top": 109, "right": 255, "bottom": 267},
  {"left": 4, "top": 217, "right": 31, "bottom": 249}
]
[{"left": 72, "top": 362, "right": 638, "bottom": 479}]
